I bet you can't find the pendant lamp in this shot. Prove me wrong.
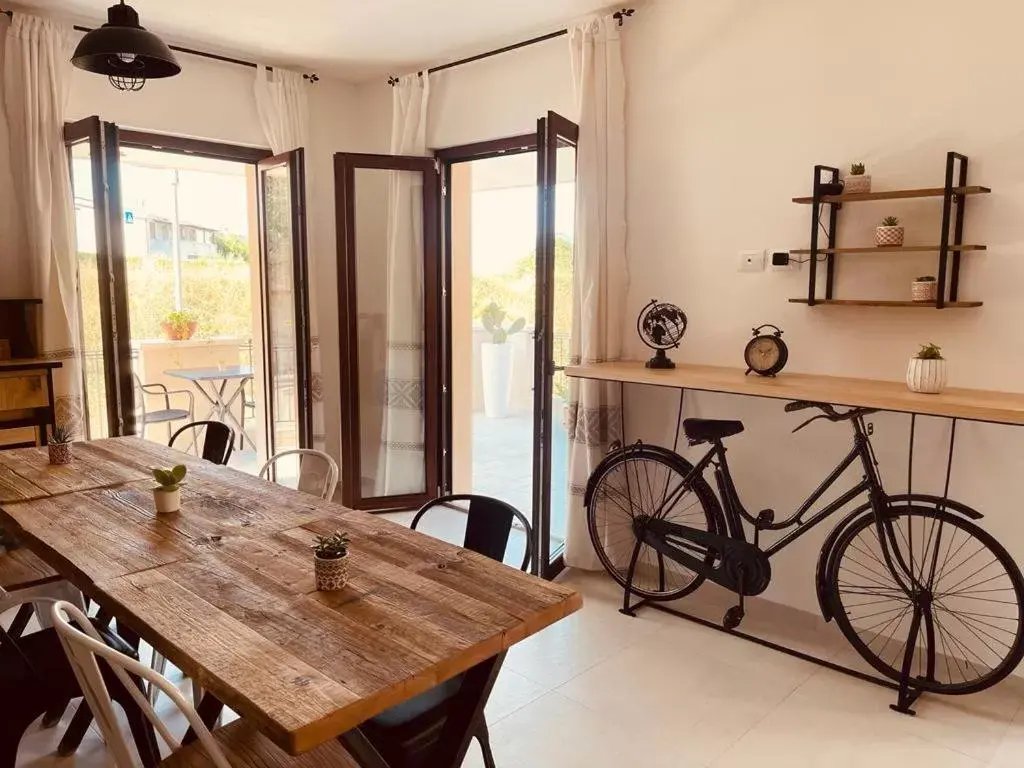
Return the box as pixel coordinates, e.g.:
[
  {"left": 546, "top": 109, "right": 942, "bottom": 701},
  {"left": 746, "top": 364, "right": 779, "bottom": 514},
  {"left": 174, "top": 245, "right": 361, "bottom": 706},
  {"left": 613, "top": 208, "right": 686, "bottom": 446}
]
[{"left": 71, "top": 1, "right": 180, "bottom": 92}]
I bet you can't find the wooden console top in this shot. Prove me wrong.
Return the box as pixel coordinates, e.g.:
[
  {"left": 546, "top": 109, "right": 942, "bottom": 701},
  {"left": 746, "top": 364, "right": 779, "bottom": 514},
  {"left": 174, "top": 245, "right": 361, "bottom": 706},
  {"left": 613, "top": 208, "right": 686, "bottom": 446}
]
[{"left": 566, "top": 361, "right": 1024, "bottom": 426}]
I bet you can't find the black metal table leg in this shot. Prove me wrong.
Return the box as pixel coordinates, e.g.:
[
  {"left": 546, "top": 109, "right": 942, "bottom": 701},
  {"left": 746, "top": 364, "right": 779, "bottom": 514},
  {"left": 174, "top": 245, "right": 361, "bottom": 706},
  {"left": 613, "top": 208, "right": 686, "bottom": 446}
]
[
  {"left": 337, "top": 728, "right": 392, "bottom": 768},
  {"left": 182, "top": 692, "right": 226, "bottom": 745},
  {"left": 425, "top": 652, "right": 506, "bottom": 768}
]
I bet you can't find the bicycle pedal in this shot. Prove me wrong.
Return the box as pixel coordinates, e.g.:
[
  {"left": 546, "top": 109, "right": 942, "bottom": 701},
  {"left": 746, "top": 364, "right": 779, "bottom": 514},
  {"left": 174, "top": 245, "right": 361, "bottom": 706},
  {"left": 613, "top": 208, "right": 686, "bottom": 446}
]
[{"left": 757, "top": 509, "right": 775, "bottom": 526}]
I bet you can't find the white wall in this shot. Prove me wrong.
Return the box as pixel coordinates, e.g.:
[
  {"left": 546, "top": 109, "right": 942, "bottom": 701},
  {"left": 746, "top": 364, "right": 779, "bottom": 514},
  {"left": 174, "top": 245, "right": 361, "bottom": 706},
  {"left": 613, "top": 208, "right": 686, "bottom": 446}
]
[{"left": 622, "top": 0, "right": 1024, "bottom": 612}]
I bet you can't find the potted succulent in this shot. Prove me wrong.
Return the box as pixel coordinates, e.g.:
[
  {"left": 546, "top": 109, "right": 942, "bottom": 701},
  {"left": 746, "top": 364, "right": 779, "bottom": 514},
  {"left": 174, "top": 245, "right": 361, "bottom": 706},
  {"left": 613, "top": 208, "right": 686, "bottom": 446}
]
[
  {"left": 907, "top": 343, "right": 947, "bottom": 394},
  {"left": 479, "top": 302, "right": 526, "bottom": 419},
  {"left": 912, "top": 275, "right": 937, "bottom": 302},
  {"left": 875, "top": 216, "right": 904, "bottom": 247},
  {"left": 152, "top": 464, "right": 187, "bottom": 514},
  {"left": 48, "top": 424, "right": 74, "bottom": 465},
  {"left": 161, "top": 310, "right": 199, "bottom": 341},
  {"left": 844, "top": 162, "right": 871, "bottom": 194},
  {"left": 312, "top": 531, "right": 351, "bottom": 591}
]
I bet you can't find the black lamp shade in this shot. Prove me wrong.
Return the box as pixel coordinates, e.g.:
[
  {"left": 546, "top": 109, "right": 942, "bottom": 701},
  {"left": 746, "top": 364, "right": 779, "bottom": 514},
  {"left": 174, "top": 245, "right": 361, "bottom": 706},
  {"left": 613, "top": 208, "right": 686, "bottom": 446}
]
[{"left": 72, "top": 2, "right": 180, "bottom": 80}]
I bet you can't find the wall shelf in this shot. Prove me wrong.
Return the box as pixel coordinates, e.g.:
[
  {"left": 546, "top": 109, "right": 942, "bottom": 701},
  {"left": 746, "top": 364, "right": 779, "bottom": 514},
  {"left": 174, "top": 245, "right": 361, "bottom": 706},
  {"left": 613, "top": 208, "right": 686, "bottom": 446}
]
[
  {"left": 788, "top": 299, "right": 983, "bottom": 308},
  {"left": 793, "top": 152, "right": 987, "bottom": 309},
  {"left": 790, "top": 245, "right": 986, "bottom": 255},
  {"left": 792, "top": 186, "right": 991, "bottom": 205}
]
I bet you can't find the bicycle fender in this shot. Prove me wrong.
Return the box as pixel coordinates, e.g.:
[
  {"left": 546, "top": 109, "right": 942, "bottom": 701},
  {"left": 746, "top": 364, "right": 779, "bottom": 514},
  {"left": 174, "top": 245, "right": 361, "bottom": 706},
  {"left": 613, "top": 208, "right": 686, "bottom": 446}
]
[{"left": 815, "top": 494, "right": 984, "bottom": 622}]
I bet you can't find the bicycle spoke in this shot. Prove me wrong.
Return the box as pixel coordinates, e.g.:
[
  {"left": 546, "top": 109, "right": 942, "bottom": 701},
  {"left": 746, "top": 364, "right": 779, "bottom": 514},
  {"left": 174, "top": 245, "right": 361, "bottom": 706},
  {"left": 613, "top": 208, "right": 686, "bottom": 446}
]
[{"left": 940, "top": 557, "right": 1000, "bottom": 597}]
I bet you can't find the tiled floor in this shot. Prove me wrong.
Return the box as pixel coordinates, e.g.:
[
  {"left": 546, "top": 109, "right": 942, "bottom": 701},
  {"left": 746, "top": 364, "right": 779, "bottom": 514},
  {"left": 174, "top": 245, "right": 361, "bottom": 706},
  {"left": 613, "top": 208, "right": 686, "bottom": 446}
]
[{"left": 10, "top": 569, "right": 1024, "bottom": 766}]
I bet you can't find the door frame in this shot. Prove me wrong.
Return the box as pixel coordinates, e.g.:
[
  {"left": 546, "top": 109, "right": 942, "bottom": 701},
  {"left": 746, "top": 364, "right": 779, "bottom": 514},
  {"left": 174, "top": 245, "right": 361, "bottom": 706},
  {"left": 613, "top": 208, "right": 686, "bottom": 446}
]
[{"left": 334, "top": 152, "right": 443, "bottom": 511}]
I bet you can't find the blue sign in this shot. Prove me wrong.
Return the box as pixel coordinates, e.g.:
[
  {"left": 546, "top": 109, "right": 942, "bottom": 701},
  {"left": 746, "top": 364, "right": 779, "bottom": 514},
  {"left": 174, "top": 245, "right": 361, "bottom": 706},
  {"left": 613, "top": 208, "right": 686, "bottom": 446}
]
[{"left": 124, "top": 210, "right": 135, "bottom": 224}]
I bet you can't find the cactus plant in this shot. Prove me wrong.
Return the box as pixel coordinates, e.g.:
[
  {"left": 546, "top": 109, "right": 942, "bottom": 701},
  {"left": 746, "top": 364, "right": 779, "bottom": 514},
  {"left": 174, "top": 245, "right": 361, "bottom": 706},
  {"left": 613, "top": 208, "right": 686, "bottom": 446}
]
[
  {"left": 850, "top": 163, "right": 866, "bottom": 176},
  {"left": 880, "top": 216, "right": 900, "bottom": 227},
  {"left": 480, "top": 302, "right": 526, "bottom": 344},
  {"left": 916, "top": 343, "right": 943, "bottom": 360},
  {"left": 48, "top": 424, "right": 73, "bottom": 445},
  {"left": 312, "top": 531, "right": 351, "bottom": 560}
]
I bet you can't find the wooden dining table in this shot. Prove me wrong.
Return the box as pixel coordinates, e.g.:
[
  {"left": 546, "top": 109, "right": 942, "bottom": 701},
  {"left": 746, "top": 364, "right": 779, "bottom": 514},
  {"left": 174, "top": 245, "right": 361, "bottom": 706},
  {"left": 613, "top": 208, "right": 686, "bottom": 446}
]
[{"left": 0, "top": 436, "right": 582, "bottom": 766}]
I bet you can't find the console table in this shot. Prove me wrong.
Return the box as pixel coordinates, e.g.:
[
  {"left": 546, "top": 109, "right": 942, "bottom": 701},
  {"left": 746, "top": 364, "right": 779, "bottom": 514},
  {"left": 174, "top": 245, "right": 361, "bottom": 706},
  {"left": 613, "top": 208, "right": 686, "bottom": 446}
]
[{"left": 0, "top": 359, "right": 63, "bottom": 447}]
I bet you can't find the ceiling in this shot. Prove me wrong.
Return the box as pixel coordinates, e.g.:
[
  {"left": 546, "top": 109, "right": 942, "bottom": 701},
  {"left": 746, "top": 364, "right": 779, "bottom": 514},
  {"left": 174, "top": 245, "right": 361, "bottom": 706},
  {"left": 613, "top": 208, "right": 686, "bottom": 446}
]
[{"left": 16, "top": 0, "right": 610, "bottom": 81}]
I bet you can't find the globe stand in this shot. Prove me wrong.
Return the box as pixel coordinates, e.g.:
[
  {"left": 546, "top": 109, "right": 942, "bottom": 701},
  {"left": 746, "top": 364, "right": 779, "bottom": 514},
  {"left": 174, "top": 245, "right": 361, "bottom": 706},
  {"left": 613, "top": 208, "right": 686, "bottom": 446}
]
[{"left": 645, "top": 349, "right": 675, "bottom": 370}]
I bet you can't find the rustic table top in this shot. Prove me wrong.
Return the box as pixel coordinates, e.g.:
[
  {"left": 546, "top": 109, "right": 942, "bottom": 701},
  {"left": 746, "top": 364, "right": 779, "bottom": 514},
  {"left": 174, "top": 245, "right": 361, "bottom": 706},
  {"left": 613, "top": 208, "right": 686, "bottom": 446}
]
[{"left": 0, "top": 437, "right": 582, "bottom": 755}]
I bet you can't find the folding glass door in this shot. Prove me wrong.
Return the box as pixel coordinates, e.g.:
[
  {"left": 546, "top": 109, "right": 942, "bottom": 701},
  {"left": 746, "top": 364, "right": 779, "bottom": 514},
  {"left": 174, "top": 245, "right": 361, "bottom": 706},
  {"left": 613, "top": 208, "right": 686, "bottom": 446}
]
[
  {"left": 334, "top": 153, "right": 442, "bottom": 510},
  {"left": 532, "top": 112, "right": 579, "bottom": 578}
]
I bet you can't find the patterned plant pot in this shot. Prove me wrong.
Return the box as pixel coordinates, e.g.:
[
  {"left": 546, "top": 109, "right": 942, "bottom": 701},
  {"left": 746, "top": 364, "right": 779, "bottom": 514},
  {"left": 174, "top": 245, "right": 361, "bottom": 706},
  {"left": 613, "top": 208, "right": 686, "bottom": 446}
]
[
  {"left": 907, "top": 358, "right": 947, "bottom": 394},
  {"left": 315, "top": 555, "right": 348, "bottom": 591},
  {"left": 844, "top": 175, "right": 872, "bottom": 194},
  {"left": 875, "top": 225, "right": 904, "bottom": 247},
  {"left": 48, "top": 443, "right": 73, "bottom": 465},
  {"left": 911, "top": 280, "right": 937, "bottom": 302},
  {"left": 153, "top": 487, "right": 181, "bottom": 514}
]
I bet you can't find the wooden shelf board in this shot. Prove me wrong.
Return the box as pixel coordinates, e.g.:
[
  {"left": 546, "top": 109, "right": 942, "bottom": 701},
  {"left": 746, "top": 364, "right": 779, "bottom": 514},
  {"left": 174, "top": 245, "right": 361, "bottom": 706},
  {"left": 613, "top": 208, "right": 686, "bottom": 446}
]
[
  {"left": 566, "top": 361, "right": 1024, "bottom": 425},
  {"left": 792, "top": 186, "right": 991, "bottom": 205},
  {"left": 788, "top": 298, "right": 983, "bottom": 308},
  {"left": 790, "top": 245, "right": 986, "bottom": 255}
]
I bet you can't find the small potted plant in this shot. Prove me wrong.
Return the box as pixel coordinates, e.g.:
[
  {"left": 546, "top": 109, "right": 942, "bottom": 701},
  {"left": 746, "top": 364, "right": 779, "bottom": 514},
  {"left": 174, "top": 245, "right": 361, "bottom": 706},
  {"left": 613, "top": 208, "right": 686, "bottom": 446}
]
[
  {"left": 912, "top": 275, "right": 937, "bottom": 302},
  {"left": 875, "top": 216, "right": 904, "bottom": 247},
  {"left": 161, "top": 310, "right": 199, "bottom": 341},
  {"left": 48, "top": 424, "right": 73, "bottom": 465},
  {"left": 907, "top": 343, "right": 947, "bottom": 394},
  {"left": 479, "top": 302, "right": 526, "bottom": 419},
  {"left": 844, "top": 162, "right": 871, "bottom": 194},
  {"left": 152, "top": 464, "right": 187, "bottom": 514},
  {"left": 312, "top": 531, "right": 351, "bottom": 591}
]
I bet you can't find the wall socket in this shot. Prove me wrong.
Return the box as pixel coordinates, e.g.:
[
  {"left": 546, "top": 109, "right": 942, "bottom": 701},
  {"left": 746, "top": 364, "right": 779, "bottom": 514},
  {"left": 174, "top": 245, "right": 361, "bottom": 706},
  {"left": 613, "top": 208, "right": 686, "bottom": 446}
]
[{"left": 738, "top": 250, "right": 764, "bottom": 272}]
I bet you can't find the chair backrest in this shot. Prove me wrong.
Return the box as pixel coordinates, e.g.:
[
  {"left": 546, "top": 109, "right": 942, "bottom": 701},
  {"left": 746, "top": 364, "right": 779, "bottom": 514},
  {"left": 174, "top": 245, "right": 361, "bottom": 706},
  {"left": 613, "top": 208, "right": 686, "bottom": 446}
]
[
  {"left": 169, "top": 420, "right": 235, "bottom": 465},
  {"left": 259, "top": 448, "right": 339, "bottom": 500},
  {"left": 51, "top": 600, "right": 232, "bottom": 768},
  {"left": 411, "top": 494, "right": 533, "bottom": 572}
]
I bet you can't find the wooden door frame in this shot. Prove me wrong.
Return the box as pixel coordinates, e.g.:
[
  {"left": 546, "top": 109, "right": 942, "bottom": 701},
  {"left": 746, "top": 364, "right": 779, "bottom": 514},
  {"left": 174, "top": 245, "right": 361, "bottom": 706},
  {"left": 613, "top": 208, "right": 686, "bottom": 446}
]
[{"left": 334, "top": 152, "right": 442, "bottom": 511}]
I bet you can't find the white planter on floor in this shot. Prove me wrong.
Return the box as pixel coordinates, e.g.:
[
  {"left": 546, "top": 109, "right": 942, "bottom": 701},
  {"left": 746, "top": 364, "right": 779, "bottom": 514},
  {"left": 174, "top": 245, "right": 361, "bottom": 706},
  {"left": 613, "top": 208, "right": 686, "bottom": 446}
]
[
  {"left": 907, "top": 358, "right": 947, "bottom": 394},
  {"left": 153, "top": 487, "right": 181, "bottom": 514},
  {"left": 481, "top": 342, "right": 514, "bottom": 419}
]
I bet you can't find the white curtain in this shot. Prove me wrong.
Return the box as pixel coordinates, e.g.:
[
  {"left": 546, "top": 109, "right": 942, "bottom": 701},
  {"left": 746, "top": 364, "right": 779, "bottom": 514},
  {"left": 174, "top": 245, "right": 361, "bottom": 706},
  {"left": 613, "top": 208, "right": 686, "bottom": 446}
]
[
  {"left": 375, "top": 73, "right": 430, "bottom": 496},
  {"left": 564, "top": 15, "right": 629, "bottom": 569},
  {"left": 253, "top": 66, "right": 327, "bottom": 453},
  {"left": 2, "top": 13, "right": 83, "bottom": 436}
]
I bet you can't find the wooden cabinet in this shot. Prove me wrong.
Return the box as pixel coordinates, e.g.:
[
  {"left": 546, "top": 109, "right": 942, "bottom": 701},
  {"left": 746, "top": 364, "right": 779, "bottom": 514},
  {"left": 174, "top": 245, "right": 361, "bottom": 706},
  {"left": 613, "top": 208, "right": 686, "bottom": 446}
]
[{"left": 0, "top": 360, "right": 62, "bottom": 447}]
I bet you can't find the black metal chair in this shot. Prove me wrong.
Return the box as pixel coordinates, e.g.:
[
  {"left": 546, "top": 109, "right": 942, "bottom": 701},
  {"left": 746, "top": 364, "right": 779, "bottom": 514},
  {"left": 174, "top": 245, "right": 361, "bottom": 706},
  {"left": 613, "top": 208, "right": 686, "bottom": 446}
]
[
  {"left": 0, "top": 601, "right": 160, "bottom": 767},
  {"left": 362, "top": 494, "right": 533, "bottom": 768},
  {"left": 169, "top": 420, "right": 235, "bottom": 465}
]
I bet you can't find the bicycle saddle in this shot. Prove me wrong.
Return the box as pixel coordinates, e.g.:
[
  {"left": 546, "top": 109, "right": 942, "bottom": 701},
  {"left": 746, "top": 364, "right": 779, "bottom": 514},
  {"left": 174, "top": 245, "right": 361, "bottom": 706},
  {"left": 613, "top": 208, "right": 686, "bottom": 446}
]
[{"left": 684, "top": 418, "right": 744, "bottom": 444}]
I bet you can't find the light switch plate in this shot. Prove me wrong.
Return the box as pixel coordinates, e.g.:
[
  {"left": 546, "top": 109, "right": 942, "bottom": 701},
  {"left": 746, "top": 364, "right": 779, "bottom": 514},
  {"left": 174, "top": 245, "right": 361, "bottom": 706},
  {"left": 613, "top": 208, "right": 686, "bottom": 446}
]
[{"left": 738, "top": 250, "right": 764, "bottom": 273}]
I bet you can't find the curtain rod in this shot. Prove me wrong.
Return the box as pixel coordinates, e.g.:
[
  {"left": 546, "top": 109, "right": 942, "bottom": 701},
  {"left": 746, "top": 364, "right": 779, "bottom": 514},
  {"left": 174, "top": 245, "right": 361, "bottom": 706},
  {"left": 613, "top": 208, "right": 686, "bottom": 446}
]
[
  {"left": 388, "top": 7, "right": 635, "bottom": 85},
  {"left": 1, "top": 8, "right": 320, "bottom": 81}
]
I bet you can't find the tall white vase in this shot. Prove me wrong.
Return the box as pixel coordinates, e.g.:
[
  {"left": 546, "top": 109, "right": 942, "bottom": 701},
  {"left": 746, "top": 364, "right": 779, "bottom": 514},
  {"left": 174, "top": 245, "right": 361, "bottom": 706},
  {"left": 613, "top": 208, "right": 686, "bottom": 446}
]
[
  {"left": 481, "top": 342, "right": 514, "bottom": 418},
  {"left": 906, "top": 358, "right": 947, "bottom": 394}
]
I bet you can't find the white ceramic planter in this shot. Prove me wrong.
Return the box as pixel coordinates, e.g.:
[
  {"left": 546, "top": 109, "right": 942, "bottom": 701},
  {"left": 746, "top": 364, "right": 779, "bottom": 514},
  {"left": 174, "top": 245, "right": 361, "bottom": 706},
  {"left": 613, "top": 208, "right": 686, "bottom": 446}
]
[
  {"left": 911, "top": 280, "right": 938, "bottom": 302},
  {"left": 907, "top": 358, "right": 947, "bottom": 394},
  {"left": 48, "top": 443, "right": 73, "bottom": 465},
  {"left": 875, "top": 226, "right": 905, "bottom": 247},
  {"left": 153, "top": 487, "right": 181, "bottom": 514},
  {"left": 481, "top": 342, "right": 514, "bottom": 419},
  {"left": 844, "top": 175, "right": 872, "bottom": 194},
  {"left": 314, "top": 555, "right": 348, "bottom": 591}
]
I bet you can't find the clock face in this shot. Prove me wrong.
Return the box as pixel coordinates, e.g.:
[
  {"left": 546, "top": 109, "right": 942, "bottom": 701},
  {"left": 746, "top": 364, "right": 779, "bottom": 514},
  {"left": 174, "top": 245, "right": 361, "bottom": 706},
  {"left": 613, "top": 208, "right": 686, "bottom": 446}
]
[{"left": 748, "top": 337, "right": 780, "bottom": 369}]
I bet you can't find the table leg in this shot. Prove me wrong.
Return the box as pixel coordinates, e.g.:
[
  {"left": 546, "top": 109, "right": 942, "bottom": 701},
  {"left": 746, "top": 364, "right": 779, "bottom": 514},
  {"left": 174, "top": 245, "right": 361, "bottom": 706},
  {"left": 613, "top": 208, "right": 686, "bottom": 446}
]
[{"left": 219, "top": 377, "right": 258, "bottom": 452}]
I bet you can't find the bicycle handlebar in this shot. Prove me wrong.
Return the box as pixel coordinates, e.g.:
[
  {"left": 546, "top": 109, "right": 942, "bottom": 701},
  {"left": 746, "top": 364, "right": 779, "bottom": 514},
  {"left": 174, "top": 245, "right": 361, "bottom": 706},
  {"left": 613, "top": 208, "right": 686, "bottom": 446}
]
[{"left": 785, "top": 400, "right": 877, "bottom": 421}]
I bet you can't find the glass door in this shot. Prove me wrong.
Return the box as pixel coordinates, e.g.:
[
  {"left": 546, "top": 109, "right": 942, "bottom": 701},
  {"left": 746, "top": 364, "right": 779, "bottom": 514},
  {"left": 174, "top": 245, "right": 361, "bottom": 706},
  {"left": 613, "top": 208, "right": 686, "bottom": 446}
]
[
  {"left": 65, "top": 116, "right": 134, "bottom": 438},
  {"left": 533, "top": 112, "right": 579, "bottom": 578},
  {"left": 335, "top": 153, "right": 442, "bottom": 511},
  {"left": 258, "top": 149, "right": 313, "bottom": 473}
]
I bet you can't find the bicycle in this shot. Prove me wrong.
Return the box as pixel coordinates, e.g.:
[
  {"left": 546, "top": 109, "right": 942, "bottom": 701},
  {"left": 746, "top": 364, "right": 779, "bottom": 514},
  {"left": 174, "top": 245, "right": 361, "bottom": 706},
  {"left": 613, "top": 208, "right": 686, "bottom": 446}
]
[{"left": 584, "top": 400, "right": 1024, "bottom": 699}]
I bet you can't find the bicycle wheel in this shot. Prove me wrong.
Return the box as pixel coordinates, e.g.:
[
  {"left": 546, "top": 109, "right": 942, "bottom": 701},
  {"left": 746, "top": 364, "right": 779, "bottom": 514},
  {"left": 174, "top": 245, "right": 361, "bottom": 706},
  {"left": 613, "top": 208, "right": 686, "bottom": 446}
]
[
  {"left": 586, "top": 445, "right": 724, "bottom": 600},
  {"left": 826, "top": 505, "right": 1024, "bottom": 694}
]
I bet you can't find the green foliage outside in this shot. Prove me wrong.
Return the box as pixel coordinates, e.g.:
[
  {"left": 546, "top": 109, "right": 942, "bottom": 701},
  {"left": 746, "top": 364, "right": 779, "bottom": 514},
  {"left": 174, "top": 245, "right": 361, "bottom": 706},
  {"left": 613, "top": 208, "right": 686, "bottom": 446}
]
[
  {"left": 78, "top": 252, "right": 253, "bottom": 353},
  {"left": 213, "top": 232, "right": 251, "bottom": 261}
]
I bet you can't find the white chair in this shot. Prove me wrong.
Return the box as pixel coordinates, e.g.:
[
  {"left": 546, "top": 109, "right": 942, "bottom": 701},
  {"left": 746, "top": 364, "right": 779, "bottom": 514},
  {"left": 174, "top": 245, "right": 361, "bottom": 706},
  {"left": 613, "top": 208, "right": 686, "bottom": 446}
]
[
  {"left": 51, "top": 600, "right": 356, "bottom": 767},
  {"left": 259, "top": 449, "right": 339, "bottom": 501}
]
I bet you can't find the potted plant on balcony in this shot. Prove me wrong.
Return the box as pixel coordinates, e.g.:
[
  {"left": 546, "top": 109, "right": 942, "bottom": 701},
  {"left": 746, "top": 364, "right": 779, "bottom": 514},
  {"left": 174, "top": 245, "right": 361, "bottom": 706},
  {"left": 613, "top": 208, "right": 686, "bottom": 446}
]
[
  {"left": 312, "top": 531, "right": 350, "bottom": 591},
  {"left": 912, "top": 275, "right": 937, "bottom": 302},
  {"left": 907, "top": 343, "right": 947, "bottom": 394},
  {"left": 47, "top": 424, "right": 73, "bottom": 465},
  {"left": 876, "top": 216, "right": 904, "bottom": 247},
  {"left": 161, "top": 310, "right": 198, "bottom": 341},
  {"left": 844, "top": 162, "right": 871, "bottom": 194},
  {"left": 479, "top": 302, "right": 526, "bottom": 419},
  {"left": 152, "top": 464, "right": 187, "bottom": 514}
]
